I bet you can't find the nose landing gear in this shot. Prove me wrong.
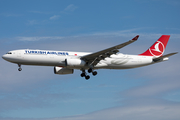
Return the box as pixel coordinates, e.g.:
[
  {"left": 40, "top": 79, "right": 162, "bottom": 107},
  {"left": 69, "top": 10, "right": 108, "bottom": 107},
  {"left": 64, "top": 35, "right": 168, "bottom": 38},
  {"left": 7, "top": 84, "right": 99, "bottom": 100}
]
[{"left": 18, "top": 64, "right": 22, "bottom": 71}]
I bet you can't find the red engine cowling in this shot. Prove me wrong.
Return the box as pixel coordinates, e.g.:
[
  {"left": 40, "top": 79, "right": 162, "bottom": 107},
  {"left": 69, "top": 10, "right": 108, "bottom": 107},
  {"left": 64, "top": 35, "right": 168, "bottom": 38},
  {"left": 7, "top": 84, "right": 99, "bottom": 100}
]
[
  {"left": 65, "top": 58, "right": 86, "bottom": 67},
  {"left": 54, "top": 67, "right": 74, "bottom": 75}
]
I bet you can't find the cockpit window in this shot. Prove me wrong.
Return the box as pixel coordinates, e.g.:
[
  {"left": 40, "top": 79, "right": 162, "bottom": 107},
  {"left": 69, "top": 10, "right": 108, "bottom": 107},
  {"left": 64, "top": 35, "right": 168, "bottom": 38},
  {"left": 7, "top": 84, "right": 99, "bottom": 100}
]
[{"left": 6, "top": 52, "right": 12, "bottom": 54}]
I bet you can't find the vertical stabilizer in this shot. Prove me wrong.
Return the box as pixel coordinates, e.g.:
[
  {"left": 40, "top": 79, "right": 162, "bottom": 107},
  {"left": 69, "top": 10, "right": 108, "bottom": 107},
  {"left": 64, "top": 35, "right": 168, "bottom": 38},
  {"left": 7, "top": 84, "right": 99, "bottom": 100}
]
[{"left": 139, "top": 35, "right": 170, "bottom": 57}]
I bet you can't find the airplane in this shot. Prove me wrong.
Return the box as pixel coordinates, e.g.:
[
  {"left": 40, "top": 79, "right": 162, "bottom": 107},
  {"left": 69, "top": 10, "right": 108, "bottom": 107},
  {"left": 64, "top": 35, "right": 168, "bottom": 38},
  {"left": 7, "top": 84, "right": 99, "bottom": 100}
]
[{"left": 2, "top": 35, "right": 177, "bottom": 80}]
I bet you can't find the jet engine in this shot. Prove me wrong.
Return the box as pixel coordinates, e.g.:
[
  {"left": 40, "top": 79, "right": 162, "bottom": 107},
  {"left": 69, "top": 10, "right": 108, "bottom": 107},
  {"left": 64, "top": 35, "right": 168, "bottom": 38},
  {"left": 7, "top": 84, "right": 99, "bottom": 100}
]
[
  {"left": 65, "top": 58, "right": 86, "bottom": 67},
  {"left": 54, "top": 67, "right": 74, "bottom": 75}
]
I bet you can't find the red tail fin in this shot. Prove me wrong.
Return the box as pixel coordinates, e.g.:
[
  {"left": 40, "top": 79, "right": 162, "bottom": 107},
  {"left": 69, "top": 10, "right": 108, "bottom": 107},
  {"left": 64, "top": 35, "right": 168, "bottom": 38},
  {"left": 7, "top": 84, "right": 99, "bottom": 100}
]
[{"left": 139, "top": 35, "right": 170, "bottom": 57}]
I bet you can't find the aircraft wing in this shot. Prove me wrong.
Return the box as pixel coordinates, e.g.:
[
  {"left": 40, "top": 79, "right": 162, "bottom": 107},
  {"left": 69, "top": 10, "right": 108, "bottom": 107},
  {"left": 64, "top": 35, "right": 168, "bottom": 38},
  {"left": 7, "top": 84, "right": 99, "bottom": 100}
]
[{"left": 81, "top": 35, "right": 139, "bottom": 66}]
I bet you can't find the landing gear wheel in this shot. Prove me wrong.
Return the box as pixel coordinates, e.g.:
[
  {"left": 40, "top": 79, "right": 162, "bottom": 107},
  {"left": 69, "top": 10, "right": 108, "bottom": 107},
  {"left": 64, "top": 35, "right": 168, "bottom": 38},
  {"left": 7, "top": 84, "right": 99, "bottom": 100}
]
[
  {"left": 92, "top": 71, "right": 97, "bottom": 76},
  {"left": 18, "top": 68, "right": 22, "bottom": 71},
  {"left": 18, "top": 64, "right": 22, "bottom": 71},
  {"left": 88, "top": 68, "right": 93, "bottom": 73},
  {"left": 80, "top": 69, "right": 91, "bottom": 80},
  {"left": 81, "top": 73, "right": 86, "bottom": 77},
  {"left": 85, "top": 75, "right": 90, "bottom": 80}
]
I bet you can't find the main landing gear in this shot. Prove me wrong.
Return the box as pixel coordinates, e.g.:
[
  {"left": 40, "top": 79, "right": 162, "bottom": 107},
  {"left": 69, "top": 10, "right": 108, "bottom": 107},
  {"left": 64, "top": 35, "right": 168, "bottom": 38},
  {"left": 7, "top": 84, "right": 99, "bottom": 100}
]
[
  {"left": 81, "top": 68, "right": 97, "bottom": 80},
  {"left": 88, "top": 68, "right": 97, "bottom": 76},
  {"left": 18, "top": 64, "right": 22, "bottom": 71}
]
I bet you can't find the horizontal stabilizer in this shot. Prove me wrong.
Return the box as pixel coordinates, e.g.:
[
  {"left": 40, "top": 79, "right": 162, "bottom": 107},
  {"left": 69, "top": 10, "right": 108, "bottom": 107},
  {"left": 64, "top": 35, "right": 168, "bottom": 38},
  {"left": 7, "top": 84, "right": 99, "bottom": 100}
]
[{"left": 153, "top": 52, "right": 178, "bottom": 62}]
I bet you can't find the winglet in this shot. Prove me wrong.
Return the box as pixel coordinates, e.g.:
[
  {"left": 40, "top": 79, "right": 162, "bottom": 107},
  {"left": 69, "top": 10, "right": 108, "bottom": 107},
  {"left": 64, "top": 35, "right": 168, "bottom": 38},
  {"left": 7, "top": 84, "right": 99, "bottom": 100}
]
[{"left": 132, "top": 35, "right": 139, "bottom": 41}]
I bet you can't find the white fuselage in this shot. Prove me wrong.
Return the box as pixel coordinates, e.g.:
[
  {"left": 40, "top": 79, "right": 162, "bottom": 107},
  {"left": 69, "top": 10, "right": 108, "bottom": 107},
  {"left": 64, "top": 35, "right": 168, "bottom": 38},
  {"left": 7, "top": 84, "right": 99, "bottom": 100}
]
[
  {"left": 2, "top": 35, "right": 174, "bottom": 80},
  {"left": 2, "top": 49, "right": 157, "bottom": 70}
]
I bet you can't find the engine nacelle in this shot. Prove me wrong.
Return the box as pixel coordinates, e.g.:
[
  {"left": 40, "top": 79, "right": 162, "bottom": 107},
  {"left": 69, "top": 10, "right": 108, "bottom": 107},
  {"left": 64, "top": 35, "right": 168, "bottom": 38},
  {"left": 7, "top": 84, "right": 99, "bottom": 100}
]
[
  {"left": 54, "top": 67, "right": 74, "bottom": 75},
  {"left": 65, "top": 58, "right": 86, "bottom": 67}
]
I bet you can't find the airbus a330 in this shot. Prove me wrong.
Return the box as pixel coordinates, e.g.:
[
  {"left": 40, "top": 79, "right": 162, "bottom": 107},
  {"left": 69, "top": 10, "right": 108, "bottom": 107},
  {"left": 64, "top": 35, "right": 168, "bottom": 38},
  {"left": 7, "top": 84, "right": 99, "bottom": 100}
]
[{"left": 2, "top": 35, "right": 177, "bottom": 80}]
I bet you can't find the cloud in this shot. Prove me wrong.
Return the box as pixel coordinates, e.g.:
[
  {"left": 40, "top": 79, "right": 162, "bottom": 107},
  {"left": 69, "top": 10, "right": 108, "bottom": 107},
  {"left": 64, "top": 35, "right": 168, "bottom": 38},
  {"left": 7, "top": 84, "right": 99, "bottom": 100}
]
[
  {"left": 17, "top": 36, "right": 64, "bottom": 41},
  {"left": 15, "top": 28, "right": 180, "bottom": 42},
  {"left": 27, "top": 20, "right": 38, "bottom": 25},
  {"left": 64, "top": 4, "right": 78, "bottom": 12},
  {"left": 124, "top": 78, "right": 180, "bottom": 97},
  {"left": 0, "top": 13, "right": 22, "bottom": 17},
  {"left": 165, "top": 0, "right": 180, "bottom": 6},
  {"left": 55, "top": 104, "right": 180, "bottom": 120},
  {"left": 2, "top": 104, "right": 180, "bottom": 120},
  {"left": 0, "top": 91, "right": 74, "bottom": 113},
  {"left": 29, "top": 11, "right": 51, "bottom": 14},
  {"left": 50, "top": 15, "right": 60, "bottom": 20}
]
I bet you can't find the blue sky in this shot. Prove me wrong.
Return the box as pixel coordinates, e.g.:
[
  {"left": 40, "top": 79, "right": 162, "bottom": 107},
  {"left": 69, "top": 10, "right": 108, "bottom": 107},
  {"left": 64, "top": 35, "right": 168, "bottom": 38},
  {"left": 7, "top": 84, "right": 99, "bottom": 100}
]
[{"left": 0, "top": 0, "right": 180, "bottom": 120}]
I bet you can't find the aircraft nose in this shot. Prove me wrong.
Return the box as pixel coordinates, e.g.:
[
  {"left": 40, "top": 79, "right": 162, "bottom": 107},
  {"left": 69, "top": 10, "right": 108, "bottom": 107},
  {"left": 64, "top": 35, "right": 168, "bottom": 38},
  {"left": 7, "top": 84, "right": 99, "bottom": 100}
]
[
  {"left": 2, "top": 54, "right": 7, "bottom": 60},
  {"left": 2, "top": 55, "right": 5, "bottom": 59}
]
